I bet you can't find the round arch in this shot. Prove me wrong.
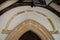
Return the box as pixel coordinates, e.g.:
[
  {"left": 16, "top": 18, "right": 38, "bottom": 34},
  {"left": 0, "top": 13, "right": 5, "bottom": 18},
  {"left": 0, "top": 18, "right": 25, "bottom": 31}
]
[{"left": 1, "top": 6, "right": 59, "bottom": 34}]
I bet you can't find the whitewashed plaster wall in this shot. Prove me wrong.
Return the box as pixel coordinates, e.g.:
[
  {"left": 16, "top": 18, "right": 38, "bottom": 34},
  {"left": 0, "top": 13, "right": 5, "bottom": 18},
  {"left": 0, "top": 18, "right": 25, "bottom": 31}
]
[
  {"left": 1, "top": 6, "right": 60, "bottom": 30},
  {"left": 0, "top": 6, "right": 60, "bottom": 40}
]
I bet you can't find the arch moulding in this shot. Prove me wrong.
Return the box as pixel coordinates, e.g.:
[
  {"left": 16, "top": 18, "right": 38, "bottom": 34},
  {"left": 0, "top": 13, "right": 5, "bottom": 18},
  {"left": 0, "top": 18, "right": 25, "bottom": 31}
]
[{"left": 6, "top": 19, "right": 54, "bottom": 40}]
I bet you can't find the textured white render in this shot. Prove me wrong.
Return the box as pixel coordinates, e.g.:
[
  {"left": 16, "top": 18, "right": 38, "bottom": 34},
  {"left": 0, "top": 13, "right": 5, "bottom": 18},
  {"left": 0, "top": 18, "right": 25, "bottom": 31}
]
[{"left": 0, "top": 6, "right": 60, "bottom": 40}]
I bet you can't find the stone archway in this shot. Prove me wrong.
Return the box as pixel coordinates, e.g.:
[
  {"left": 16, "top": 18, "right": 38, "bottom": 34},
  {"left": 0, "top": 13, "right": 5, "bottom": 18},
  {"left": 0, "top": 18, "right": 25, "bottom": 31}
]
[
  {"left": 19, "top": 31, "right": 42, "bottom": 40},
  {"left": 5, "top": 19, "right": 54, "bottom": 40}
]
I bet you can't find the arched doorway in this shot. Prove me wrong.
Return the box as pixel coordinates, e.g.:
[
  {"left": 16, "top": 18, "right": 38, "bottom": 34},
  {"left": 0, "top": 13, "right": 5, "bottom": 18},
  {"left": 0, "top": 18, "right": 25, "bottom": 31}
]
[
  {"left": 5, "top": 20, "right": 54, "bottom": 40},
  {"left": 19, "top": 31, "right": 42, "bottom": 40}
]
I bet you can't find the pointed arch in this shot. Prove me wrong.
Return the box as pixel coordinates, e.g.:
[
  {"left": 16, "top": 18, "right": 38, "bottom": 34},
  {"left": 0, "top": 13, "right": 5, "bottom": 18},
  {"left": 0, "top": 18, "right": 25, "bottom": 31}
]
[
  {"left": 19, "top": 31, "right": 42, "bottom": 40},
  {"left": 6, "top": 19, "right": 54, "bottom": 40}
]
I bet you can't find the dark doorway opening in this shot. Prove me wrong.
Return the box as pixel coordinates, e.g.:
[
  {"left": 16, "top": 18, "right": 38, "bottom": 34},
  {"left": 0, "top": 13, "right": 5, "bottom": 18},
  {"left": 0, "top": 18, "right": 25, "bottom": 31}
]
[{"left": 19, "top": 31, "right": 42, "bottom": 40}]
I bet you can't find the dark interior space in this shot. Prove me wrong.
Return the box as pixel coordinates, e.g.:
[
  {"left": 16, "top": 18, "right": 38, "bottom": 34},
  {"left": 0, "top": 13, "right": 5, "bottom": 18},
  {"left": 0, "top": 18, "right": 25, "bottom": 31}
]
[{"left": 19, "top": 31, "right": 42, "bottom": 40}]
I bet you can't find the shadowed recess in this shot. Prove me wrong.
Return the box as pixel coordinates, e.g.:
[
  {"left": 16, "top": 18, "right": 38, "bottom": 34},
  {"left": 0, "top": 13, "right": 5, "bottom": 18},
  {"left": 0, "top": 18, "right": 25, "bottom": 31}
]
[{"left": 19, "top": 31, "right": 42, "bottom": 40}]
